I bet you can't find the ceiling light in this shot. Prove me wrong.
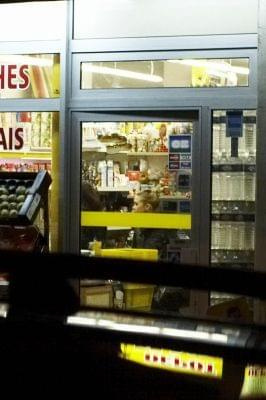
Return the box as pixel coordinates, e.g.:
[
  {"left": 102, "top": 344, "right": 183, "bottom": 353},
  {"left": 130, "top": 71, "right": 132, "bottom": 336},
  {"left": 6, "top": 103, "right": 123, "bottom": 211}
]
[
  {"left": 82, "top": 64, "right": 163, "bottom": 83},
  {"left": 0, "top": 55, "right": 53, "bottom": 67},
  {"left": 168, "top": 59, "right": 249, "bottom": 75}
]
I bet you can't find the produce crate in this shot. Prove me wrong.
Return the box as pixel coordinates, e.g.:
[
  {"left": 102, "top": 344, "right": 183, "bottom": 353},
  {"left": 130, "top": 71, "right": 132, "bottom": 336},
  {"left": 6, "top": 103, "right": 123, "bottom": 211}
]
[
  {"left": 0, "top": 170, "right": 51, "bottom": 226},
  {"left": 123, "top": 283, "right": 155, "bottom": 311}
]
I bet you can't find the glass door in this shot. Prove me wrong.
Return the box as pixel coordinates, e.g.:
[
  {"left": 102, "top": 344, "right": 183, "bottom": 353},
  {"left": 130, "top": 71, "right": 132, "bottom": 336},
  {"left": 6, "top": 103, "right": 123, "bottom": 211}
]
[
  {"left": 80, "top": 118, "right": 197, "bottom": 263},
  {"left": 74, "top": 111, "right": 202, "bottom": 316}
]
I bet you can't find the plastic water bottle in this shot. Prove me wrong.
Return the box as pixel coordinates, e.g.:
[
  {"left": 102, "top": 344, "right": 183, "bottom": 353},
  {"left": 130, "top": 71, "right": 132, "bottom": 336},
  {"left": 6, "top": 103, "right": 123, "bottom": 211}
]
[
  {"left": 213, "top": 124, "right": 220, "bottom": 162},
  {"left": 229, "top": 172, "right": 244, "bottom": 201},
  {"left": 244, "top": 123, "right": 256, "bottom": 154},
  {"left": 218, "top": 222, "right": 230, "bottom": 250},
  {"left": 220, "top": 172, "right": 233, "bottom": 201},
  {"left": 212, "top": 173, "right": 220, "bottom": 200},
  {"left": 244, "top": 172, "right": 255, "bottom": 201},
  {"left": 211, "top": 222, "right": 220, "bottom": 249},
  {"left": 219, "top": 125, "right": 231, "bottom": 158},
  {"left": 244, "top": 222, "right": 255, "bottom": 250}
]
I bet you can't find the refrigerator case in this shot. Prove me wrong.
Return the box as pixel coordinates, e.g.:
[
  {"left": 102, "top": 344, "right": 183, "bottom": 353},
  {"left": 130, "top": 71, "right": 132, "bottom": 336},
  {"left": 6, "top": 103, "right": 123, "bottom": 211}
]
[{"left": 211, "top": 110, "right": 256, "bottom": 305}]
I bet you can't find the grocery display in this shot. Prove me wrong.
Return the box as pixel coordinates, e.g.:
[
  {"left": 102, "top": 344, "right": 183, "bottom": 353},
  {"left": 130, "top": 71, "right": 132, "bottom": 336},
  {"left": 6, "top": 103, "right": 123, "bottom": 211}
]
[
  {"left": 0, "top": 111, "right": 60, "bottom": 252},
  {"left": 0, "top": 170, "right": 52, "bottom": 254},
  {"left": 0, "top": 170, "right": 51, "bottom": 226}
]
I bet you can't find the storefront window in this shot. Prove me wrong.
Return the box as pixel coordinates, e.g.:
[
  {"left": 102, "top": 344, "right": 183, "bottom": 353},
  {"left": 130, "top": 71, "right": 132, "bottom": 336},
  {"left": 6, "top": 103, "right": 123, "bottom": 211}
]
[
  {"left": 81, "top": 58, "right": 249, "bottom": 89},
  {"left": 0, "top": 54, "right": 60, "bottom": 99},
  {"left": 0, "top": 112, "right": 60, "bottom": 251}
]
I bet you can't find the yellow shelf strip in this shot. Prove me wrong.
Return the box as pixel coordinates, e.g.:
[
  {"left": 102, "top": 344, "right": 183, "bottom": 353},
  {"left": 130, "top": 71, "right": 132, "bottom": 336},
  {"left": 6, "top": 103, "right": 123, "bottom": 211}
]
[
  {"left": 81, "top": 211, "right": 191, "bottom": 230},
  {"left": 0, "top": 151, "right": 51, "bottom": 160}
]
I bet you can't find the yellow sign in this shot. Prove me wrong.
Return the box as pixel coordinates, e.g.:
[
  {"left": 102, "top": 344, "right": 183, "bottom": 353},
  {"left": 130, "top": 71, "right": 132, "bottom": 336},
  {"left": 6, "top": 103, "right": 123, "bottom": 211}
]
[
  {"left": 120, "top": 344, "right": 223, "bottom": 379},
  {"left": 240, "top": 365, "right": 266, "bottom": 398}
]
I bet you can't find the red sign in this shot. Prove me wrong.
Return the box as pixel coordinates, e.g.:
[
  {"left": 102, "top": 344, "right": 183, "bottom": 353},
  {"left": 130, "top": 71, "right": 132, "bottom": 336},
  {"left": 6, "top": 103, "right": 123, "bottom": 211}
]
[
  {"left": 0, "top": 127, "right": 24, "bottom": 150},
  {"left": 0, "top": 64, "right": 29, "bottom": 90}
]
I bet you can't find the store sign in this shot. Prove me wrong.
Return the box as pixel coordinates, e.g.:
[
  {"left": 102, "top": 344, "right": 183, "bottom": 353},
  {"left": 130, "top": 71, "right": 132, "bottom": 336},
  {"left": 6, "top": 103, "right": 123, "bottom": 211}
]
[
  {"left": 0, "top": 64, "right": 30, "bottom": 90},
  {"left": 120, "top": 344, "right": 223, "bottom": 379},
  {"left": 240, "top": 365, "right": 266, "bottom": 398},
  {"left": 0, "top": 127, "right": 24, "bottom": 150},
  {"left": 168, "top": 135, "right": 192, "bottom": 170}
]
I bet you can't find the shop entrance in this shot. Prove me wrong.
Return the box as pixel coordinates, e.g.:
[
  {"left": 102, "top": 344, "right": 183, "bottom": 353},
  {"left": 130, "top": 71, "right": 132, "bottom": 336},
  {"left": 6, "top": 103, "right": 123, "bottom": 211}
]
[
  {"left": 74, "top": 110, "right": 200, "bottom": 265},
  {"left": 69, "top": 110, "right": 206, "bottom": 315}
]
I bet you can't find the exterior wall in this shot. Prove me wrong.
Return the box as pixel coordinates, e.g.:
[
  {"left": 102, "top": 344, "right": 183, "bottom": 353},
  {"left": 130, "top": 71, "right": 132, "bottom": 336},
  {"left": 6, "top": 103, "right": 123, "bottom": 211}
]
[
  {"left": 0, "top": 1, "right": 66, "bottom": 41},
  {"left": 74, "top": 0, "right": 258, "bottom": 39}
]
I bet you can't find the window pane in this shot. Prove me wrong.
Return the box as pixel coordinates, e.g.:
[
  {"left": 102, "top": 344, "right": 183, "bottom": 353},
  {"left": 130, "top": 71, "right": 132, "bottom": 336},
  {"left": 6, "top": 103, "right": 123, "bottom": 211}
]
[
  {"left": 80, "top": 121, "right": 193, "bottom": 263},
  {"left": 0, "top": 112, "right": 60, "bottom": 251},
  {"left": 81, "top": 58, "right": 249, "bottom": 89},
  {"left": 0, "top": 54, "right": 60, "bottom": 99}
]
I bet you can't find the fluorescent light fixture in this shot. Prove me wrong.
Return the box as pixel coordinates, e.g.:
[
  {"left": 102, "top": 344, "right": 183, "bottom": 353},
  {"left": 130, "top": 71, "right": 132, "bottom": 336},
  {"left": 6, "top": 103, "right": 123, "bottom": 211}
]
[
  {"left": 162, "top": 328, "right": 228, "bottom": 344},
  {"left": 67, "top": 316, "right": 97, "bottom": 326},
  {"left": 110, "top": 323, "right": 160, "bottom": 334},
  {"left": 0, "top": 55, "right": 53, "bottom": 67},
  {"left": 67, "top": 314, "right": 227, "bottom": 344},
  {"left": 167, "top": 59, "right": 249, "bottom": 75},
  {"left": 82, "top": 64, "right": 163, "bottom": 83}
]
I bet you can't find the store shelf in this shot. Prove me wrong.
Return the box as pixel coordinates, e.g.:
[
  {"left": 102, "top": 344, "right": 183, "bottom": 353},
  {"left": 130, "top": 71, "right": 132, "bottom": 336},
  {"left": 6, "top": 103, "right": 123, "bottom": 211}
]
[
  {"left": 212, "top": 214, "right": 255, "bottom": 222},
  {"left": 83, "top": 150, "right": 169, "bottom": 157},
  {"left": 81, "top": 211, "right": 191, "bottom": 230},
  {"left": 98, "top": 186, "right": 129, "bottom": 192},
  {"left": 212, "top": 164, "right": 256, "bottom": 172},
  {"left": 0, "top": 151, "right": 51, "bottom": 160},
  {"left": 126, "top": 152, "right": 168, "bottom": 157}
]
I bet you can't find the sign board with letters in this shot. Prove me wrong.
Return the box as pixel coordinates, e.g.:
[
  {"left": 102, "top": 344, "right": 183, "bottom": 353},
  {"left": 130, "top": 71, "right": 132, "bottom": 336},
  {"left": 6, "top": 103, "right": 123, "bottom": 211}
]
[{"left": 168, "top": 135, "right": 192, "bottom": 170}]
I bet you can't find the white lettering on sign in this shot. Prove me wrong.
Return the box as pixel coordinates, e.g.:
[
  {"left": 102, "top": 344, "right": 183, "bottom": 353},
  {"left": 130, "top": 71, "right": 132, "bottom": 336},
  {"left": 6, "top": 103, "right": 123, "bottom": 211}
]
[
  {"left": 0, "top": 127, "right": 24, "bottom": 150},
  {"left": 0, "top": 64, "right": 30, "bottom": 90}
]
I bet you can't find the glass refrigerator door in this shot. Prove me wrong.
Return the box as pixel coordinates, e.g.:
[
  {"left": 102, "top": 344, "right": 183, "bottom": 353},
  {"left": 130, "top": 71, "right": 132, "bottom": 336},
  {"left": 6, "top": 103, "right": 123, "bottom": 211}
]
[{"left": 211, "top": 110, "right": 256, "bottom": 306}]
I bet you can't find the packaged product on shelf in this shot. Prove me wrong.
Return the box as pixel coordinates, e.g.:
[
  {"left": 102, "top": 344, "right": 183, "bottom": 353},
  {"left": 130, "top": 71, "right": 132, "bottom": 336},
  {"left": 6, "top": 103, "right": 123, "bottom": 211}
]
[
  {"left": 107, "top": 160, "right": 114, "bottom": 187},
  {"left": 40, "top": 112, "right": 52, "bottom": 149}
]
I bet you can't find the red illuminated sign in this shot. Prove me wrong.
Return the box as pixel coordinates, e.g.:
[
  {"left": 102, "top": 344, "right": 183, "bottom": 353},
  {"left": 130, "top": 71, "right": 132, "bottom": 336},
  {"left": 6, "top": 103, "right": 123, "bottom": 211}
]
[
  {"left": 0, "top": 127, "right": 24, "bottom": 150},
  {"left": 0, "top": 64, "right": 30, "bottom": 90}
]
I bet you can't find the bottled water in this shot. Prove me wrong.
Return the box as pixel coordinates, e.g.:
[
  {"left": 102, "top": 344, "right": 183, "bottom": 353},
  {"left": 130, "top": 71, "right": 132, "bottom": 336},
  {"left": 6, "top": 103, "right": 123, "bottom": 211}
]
[
  {"left": 238, "top": 222, "right": 246, "bottom": 250},
  {"left": 213, "top": 124, "right": 220, "bottom": 162},
  {"left": 219, "top": 125, "right": 231, "bottom": 157},
  {"left": 218, "top": 222, "right": 231, "bottom": 249},
  {"left": 244, "top": 124, "right": 256, "bottom": 154},
  {"left": 244, "top": 172, "right": 255, "bottom": 201},
  {"left": 229, "top": 172, "right": 244, "bottom": 201},
  {"left": 230, "top": 223, "right": 240, "bottom": 250},
  {"left": 211, "top": 222, "right": 220, "bottom": 249},
  {"left": 218, "top": 172, "right": 228, "bottom": 200},
  {"left": 244, "top": 222, "right": 255, "bottom": 250},
  {"left": 212, "top": 173, "right": 220, "bottom": 200},
  {"left": 230, "top": 222, "right": 245, "bottom": 250}
]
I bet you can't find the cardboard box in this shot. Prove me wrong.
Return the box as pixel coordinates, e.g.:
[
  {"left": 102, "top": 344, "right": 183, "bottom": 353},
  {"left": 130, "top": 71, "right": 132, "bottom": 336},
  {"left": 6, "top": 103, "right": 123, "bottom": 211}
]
[{"left": 80, "top": 285, "right": 113, "bottom": 308}]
